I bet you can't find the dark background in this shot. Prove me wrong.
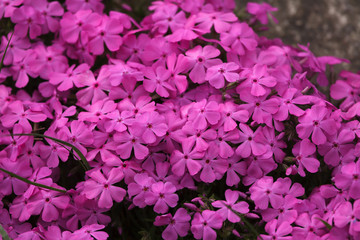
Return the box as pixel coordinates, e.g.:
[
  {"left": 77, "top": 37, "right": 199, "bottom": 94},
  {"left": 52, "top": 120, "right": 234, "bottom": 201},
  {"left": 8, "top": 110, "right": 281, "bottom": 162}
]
[{"left": 241, "top": 0, "right": 360, "bottom": 72}]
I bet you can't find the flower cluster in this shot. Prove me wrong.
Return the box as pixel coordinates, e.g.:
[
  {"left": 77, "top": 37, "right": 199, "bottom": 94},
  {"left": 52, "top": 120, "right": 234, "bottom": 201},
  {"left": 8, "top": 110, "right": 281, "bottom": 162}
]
[{"left": 0, "top": 0, "right": 359, "bottom": 239}]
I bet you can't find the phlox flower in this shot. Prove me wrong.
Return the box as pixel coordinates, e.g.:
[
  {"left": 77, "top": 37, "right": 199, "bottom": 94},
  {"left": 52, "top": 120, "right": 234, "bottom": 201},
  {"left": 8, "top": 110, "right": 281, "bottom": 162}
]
[
  {"left": 292, "top": 139, "right": 320, "bottom": 177},
  {"left": 170, "top": 139, "right": 204, "bottom": 177},
  {"left": 296, "top": 105, "right": 337, "bottom": 145},
  {"left": 260, "top": 219, "right": 293, "bottom": 240},
  {"left": 0, "top": 32, "right": 31, "bottom": 66},
  {"left": 334, "top": 160, "right": 360, "bottom": 199},
  {"left": 154, "top": 208, "right": 191, "bottom": 240},
  {"left": 65, "top": 0, "right": 104, "bottom": 13},
  {"left": 0, "top": 0, "right": 22, "bottom": 19},
  {"left": 195, "top": 11, "right": 237, "bottom": 33},
  {"left": 191, "top": 210, "right": 223, "bottom": 240},
  {"left": 185, "top": 45, "right": 221, "bottom": 84},
  {"left": 145, "top": 181, "right": 179, "bottom": 214},
  {"left": 29, "top": 0, "right": 64, "bottom": 33},
  {"left": 212, "top": 189, "right": 249, "bottom": 223},
  {"left": 49, "top": 63, "right": 89, "bottom": 91},
  {"left": 235, "top": 123, "right": 269, "bottom": 158},
  {"left": 239, "top": 64, "right": 277, "bottom": 96},
  {"left": 70, "top": 224, "right": 109, "bottom": 240},
  {"left": 249, "top": 176, "right": 284, "bottom": 210},
  {"left": 11, "top": 5, "right": 44, "bottom": 39},
  {"left": 333, "top": 200, "right": 360, "bottom": 237},
  {"left": 143, "top": 66, "right": 174, "bottom": 98},
  {"left": 114, "top": 126, "right": 149, "bottom": 160},
  {"left": 188, "top": 99, "right": 221, "bottom": 130},
  {"left": 218, "top": 101, "right": 249, "bottom": 132},
  {"left": 88, "top": 15, "right": 123, "bottom": 55},
  {"left": 224, "top": 155, "right": 247, "bottom": 186},
  {"left": 199, "top": 143, "right": 228, "bottom": 183},
  {"left": 128, "top": 173, "right": 155, "bottom": 208},
  {"left": 27, "top": 189, "right": 70, "bottom": 222},
  {"left": 83, "top": 168, "right": 126, "bottom": 208},
  {"left": 220, "top": 22, "right": 257, "bottom": 55},
  {"left": 247, "top": 2, "right": 278, "bottom": 25},
  {"left": 205, "top": 62, "right": 239, "bottom": 89}
]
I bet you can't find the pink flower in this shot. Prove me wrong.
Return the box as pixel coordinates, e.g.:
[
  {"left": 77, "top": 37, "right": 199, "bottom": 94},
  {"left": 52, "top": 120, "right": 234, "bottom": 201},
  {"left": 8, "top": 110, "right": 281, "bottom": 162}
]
[
  {"left": 185, "top": 45, "right": 222, "bottom": 84},
  {"left": 296, "top": 105, "right": 337, "bottom": 145},
  {"left": 128, "top": 173, "right": 155, "bottom": 208},
  {"left": 212, "top": 189, "right": 249, "bottom": 223},
  {"left": 27, "top": 189, "right": 69, "bottom": 222},
  {"left": 170, "top": 140, "right": 204, "bottom": 177},
  {"left": 205, "top": 62, "right": 239, "bottom": 89},
  {"left": 114, "top": 126, "right": 149, "bottom": 160},
  {"left": 154, "top": 208, "right": 191, "bottom": 240},
  {"left": 247, "top": 2, "right": 278, "bottom": 25},
  {"left": 249, "top": 176, "right": 284, "bottom": 210},
  {"left": 292, "top": 139, "right": 320, "bottom": 176},
  {"left": 239, "top": 64, "right": 277, "bottom": 96},
  {"left": 334, "top": 161, "right": 360, "bottom": 199},
  {"left": 82, "top": 168, "right": 126, "bottom": 208},
  {"left": 145, "top": 181, "right": 179, "bottom": 214},
  {"left": 49, "top": 63, "right": 89, "bottom": 91},
  {"left": 143, "top": 66, "right": 174, "bottom": 98},
  {"left": 260, "top": 219, "right": 293, "bottom": 240},
  {"left": 11, "top": 6, "right": 44, "bottom": 39},
  {"left": 191, "top": 210, "right": 223, "bottom": 240},
  {"left": 220, "top": 22, "right": 257, "bottom": 55},
  {"left": 196, "top": 11, "right": 237, "bottom": 33},
  {"left": 70, "top": 224, "right": 108, "bottom": 240},
  {"left": 188, "top": 99, "right": 221, "bottom": 130},
  {"left": 199, "top": 143, "right": 228, "bottom": 183},
  {"left": 88, "top": 15, "right": 123, "bottom": 55},
  {"left": 235, "top": 123, "right": 269, "bottom": 158}
]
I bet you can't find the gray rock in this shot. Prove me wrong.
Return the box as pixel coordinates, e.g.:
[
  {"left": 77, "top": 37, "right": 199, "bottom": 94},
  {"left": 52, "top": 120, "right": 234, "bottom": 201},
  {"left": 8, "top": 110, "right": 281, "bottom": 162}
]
[{"left": 241, "top": 0, "right": 360, "bottom": 72}]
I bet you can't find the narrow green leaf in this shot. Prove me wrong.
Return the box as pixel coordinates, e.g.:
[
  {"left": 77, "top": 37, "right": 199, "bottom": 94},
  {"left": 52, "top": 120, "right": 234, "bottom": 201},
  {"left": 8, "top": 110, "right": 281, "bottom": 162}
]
[
  {"left": 0, "top": 32, "right": 13, "bottom": 71},
  {"left": 0, "top": 224, "right": 11, "bottom": 240},
  {"left": 0, "top": 167, "right": 66, "bottom": 193},
  {"left": 316, "top": 217, "right": 333, "bottom": 230},
  {"left": 12, "top": 133, "right": 90, "bottom": 171}
]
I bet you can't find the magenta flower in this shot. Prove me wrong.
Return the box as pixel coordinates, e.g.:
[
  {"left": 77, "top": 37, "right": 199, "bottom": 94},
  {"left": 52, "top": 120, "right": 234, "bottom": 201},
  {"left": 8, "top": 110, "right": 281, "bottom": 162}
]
[
  {"left": 27, "top": 189, "right": 69, "bottom": 222},
  {"left": 114, "top": 126, "right": 149, "bottom": 160},
  {"left": 334, "top": 161, "right": 360, "bottom": 199},
  {"left": 128, "top": 173, "right": 155, "bottom": 208},
  {"left": 239, "top": 64, "right": 277, "bottom": 96},
  {"left": 49, "top": 63, "right": 90, "bottom": 91},
  {"left": 191, "top": 210, "right": 223, "bottom": 240},
  {"left": 145, "top": 181, "right": 179, "bottom": 214},
  {"left": 88, "top": 15, "right": 123, "bottom": 55},
  {"left": 260, "top": 219, "right": 292, "bottom": 240},
  {"left": 249, "top": 176, "right": 284, "bottom": 210},
  {"left": 154, "top": 208, "right": 191, "bottom": 240},
  {"left": 83, "top": 168, "right": 126, "bottom": 208},
  {"left": 219, "top": 101, "right": 249, "bottom": 132},
  {"left": 143, "top": 66, "right": 174, "bottom": 98},
  {"left": 185, "top": 45, "right": 222, "bottom": 84},
  {"left": 11, "top": 6, "right": 44, "bottom": 39},
  {"left": 188, "top": 99, "right": 221, "bottom": 130},
  {"left": 247, "top": 2, "right": 278, "bottom": 25},
  {"left": 70, "top": 224, "right": 109, "bottom": 240},
  {"left": 235, "top": 123, "right": 269, "bottom": 158},
  {"left": 274, "top": 87, "right": 309, "bottom": 121},
  {"left": 199, "top": 143, "right": 228, "bottom": 183},
  {"left": 170, "top": 140, "right": 204, "bottom": 177},
  {"left": 296, "top": 105, "right": 337, "bottom": 145},
  {"left": 1, "top": 100, "right": 47, "bottom": 132},
  {"left": 220, "top": 22, "right": 257, "bottom": 55},
  {"left": 212, "top": 189, "right": 249, "bottom": 223},
  {"left": 292, "top": 139, "right": 320, "bottom": 176},
  {"left": 205, "top": 62, "right": 239, "bottom": 89},
  {"left": 196, "top": 11, "right": 237, "bottom": 33}
]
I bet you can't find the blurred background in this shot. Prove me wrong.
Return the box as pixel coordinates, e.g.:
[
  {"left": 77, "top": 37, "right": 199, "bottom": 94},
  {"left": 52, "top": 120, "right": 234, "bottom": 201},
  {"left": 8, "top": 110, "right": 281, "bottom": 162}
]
[{"left": 241, "top": 0, "right": 360, "bottom": 72}]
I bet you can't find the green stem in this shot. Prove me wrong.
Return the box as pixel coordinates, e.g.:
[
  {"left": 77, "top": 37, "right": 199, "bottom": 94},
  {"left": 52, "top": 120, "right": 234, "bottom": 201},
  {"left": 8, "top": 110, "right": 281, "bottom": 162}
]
[
  {"left": 12, "top": 133, "right": 90, "bottom": 171},
  {"left": 0, "top": 224, "right": 12, "bottom": 240},
  {"left": 0, "top": 31, "right": 13, "bottom": 71},
  {"left": 0, "top": 167, "right": 66, "bottom": 193}
]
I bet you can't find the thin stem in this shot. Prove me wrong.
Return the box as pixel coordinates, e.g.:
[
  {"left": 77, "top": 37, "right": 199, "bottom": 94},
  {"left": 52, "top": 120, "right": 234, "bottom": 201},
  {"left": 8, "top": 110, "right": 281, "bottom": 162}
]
[
  {"left": 0, "top": 168, "right": 66, "bottom": 193},
  {"left": 0, "top": 31, "right": 13, "bottom": 71}
]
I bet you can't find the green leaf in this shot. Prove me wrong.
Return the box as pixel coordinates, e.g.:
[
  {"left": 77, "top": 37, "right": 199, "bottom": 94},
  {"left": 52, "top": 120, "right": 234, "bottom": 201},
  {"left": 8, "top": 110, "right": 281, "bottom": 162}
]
[
  {"left": 0, "top": 167, "right": 66, "bottom": 193},
  {"left": 316, "top": 217, "right": 333, "bottom": 230},
  {"left": 0, "top": 31, "right": 13, "bottom": 71},
  {"left": 12, "top": 133, "right": 90, "bottom": 171},
  {"left": 0, "top": 223, "right": 12, "bottom": 240}
]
